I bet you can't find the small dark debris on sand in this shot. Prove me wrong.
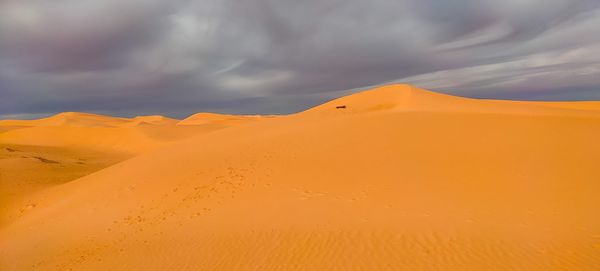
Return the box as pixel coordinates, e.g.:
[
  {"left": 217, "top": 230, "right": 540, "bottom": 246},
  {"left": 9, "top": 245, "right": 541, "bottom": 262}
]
[
  {"left": 32, "top": 156, "right": 60, "bottom": 164},
  {"left": 5, "top": 147, "right": 18, "bottom": 152},
  {"left": 336, "top": 105, "right": 347, "bottom": 109}
]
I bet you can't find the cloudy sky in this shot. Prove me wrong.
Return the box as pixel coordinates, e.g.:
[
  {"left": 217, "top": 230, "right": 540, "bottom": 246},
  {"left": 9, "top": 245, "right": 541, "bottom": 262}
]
[{"left": 1, "top": 0, "right": 600, "bottom": 119}]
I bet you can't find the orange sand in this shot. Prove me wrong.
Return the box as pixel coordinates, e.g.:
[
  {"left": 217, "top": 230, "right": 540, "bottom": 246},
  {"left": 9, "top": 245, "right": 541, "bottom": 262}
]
[{"left": 1, "top": 84, "right": 599, "bottom": 270}]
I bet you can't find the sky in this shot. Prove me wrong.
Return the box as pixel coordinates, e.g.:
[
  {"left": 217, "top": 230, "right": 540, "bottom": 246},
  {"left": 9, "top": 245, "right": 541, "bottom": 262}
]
[{"left": 1, "top": 0, "right": 600, "bottom": 119}]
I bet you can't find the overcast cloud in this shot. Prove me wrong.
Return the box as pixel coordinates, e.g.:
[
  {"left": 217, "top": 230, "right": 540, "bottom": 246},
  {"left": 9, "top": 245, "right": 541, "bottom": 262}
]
[{"left": 1, "top": 0, "right": 599, "bottom": 118}]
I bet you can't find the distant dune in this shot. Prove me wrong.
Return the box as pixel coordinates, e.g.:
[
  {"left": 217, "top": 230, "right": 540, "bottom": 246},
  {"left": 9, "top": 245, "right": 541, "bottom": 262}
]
[
  {"left": 125, "top": 115, "right": 180, "bottom": 127},
  {"left": 0, "top": 112, "right": 250, "bottom": 154},
  {"left": 1, "top": 84, "right": 599, "bottom": 270},
  {"left": 0, "top": 112, "right": 175, "bottom": 128},
  {"left": 177, "top": 112, "right": 271, "bottom": 126}
]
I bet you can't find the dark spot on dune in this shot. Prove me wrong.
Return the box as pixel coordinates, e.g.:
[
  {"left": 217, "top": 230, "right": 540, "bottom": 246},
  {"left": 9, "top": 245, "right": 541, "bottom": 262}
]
[
  {"left": 32, "top": 156, "right": 60, "bottom": 164},
  {"left": 336, "top": 105, "right": 347, "bottom": 109},
  {"left": 6, "top": 147, "right": 18, "bottom": 152}
]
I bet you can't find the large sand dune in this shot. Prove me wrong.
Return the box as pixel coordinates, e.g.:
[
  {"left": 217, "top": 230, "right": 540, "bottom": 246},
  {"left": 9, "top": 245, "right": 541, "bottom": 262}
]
[
  {"left": 1, "top": 84, "right": 599, "bottom": 270},
  {"left": 0, "top": 112, "right": 256, "bottom": 224}
]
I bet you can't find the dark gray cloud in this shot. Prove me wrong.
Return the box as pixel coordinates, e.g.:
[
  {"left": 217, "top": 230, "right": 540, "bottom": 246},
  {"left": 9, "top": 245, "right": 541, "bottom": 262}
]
[{"left": 1, "top": 0, "right": 599, "bottom": 119}]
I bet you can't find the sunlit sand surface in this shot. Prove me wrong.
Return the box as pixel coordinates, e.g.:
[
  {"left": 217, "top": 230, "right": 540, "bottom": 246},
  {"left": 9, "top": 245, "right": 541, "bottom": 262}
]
[{"left": 1, "top": 84, "right": 599, "bottom": 270}]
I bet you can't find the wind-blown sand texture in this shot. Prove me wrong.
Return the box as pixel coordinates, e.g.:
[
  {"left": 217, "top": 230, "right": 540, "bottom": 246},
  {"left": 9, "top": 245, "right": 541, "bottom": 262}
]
[{"left": 1, "top": 84, "right": 599, "bottom": 270}]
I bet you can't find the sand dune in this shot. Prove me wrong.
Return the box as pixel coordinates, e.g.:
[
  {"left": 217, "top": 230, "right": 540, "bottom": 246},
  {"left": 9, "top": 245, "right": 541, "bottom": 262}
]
[
  {"left": 306, "top": 84, "right": 600, "bottom": 116},
  {"left": 177, "top": 112, "right": 271, "bottom": 126},
  {"left": 0, "top": 113, "right": 179, "bottom": 129},
  {"left": 0, "top": 112, "right": 131, "bottom": 128},
  {"left": 1, "top": 84, "right": 599, "bottom": 270},
  {"left": 125, "top": 115, "right": 180, "bottom": 127},
  {"left": 0, "top": 144, "right": 128, "bottom": 225},
  {"left": 0, "top": 112, "right": 246, "bottom": 154},
  {"left": 0, "top": 111, "right": 257, "bottom": 226},
  {"left": 0, "top": 126, "right": 172, "bottom": 154}
]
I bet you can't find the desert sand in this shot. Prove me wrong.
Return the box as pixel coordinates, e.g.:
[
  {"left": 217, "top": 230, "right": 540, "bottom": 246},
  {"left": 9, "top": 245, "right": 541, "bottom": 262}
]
[{"left": 1, "top": 84, "right": 599, "bottom": 270}]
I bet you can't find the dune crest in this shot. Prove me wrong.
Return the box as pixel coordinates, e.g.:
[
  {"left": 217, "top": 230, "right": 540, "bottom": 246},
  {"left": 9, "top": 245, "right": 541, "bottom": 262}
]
[
  {"left": 0, "top": 112, "right": 182, "bottom": 128},
  {"left": 177, "top": 112, "right": 269, "bottom": 126},
  {"left": 306, "top": 84, "right": 446, "bottom": 113},
  {"left": 0, "top": 112, "right": 130, "bottom": 128},
  {"left": 305, "top": 84, "right": 600, "bottom": 117},
  {"left": 125, "top": 115, "right": 179, "bottom": 126}
]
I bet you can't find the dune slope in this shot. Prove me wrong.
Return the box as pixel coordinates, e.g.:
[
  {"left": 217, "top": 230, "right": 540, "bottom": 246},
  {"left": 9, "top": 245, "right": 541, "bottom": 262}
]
[
  {"left": 0, "top": 144, "right": 128, "bottom": 225},
  {"left": 0, "top": 111, "right": 256, "bottom": 226},
  {"left": 1, "top": 84, "right": 600, "bottom": 270}
]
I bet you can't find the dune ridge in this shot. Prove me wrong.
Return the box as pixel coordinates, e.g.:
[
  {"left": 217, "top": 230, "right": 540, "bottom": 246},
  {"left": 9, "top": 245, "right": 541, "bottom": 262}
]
[
  {"left": 0, "top": 110, "right": 261, "bottom": 225},
  {"left": 0, "top": 112, "right": 177, "bottom": 128},
  {"left": 307, "top": 84, "right": 600, "bottom": 116},
  {"left": 1, "top": 84, "right": 599, "bottom": 270},
  {"left": 0, "top": 112, "right": 129, "bottom": 128},
  {"left": 177, "top": 112, "right": 271, "bottom": 126},
  {"left": 126, "top": 115, "right": 179, "bottom": 127},
  {"left": 0, "top": 112, "right": 254, "bottom": 154}
]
